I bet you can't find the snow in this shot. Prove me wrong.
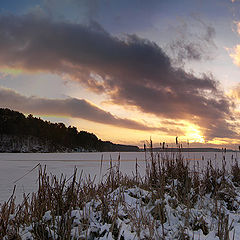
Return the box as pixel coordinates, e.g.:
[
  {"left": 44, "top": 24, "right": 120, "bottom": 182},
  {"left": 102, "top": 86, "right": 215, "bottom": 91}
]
[
  {"left": 12, "top": 184, "right": 240, "bottom": 239},
  {"left": 0, "top": 151, "right": 239, "bottom": 203},
  {"left": 0, "top": 152, "right": 145, "bottom": 203},
  {"left": 43, "top": 211, "right": 52, "bottom": 222},
  {"left": 1, "top": 151, "right": 240, "bottom": 239}
]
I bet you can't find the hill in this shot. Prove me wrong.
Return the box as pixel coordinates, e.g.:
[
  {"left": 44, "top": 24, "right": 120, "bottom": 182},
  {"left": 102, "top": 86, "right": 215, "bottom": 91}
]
[{"left": 0, "top": 108, "right": 139, "bottom": 152}]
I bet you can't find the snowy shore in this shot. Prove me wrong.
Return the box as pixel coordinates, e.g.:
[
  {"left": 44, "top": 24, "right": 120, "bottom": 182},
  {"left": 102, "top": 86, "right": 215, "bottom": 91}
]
[{"left": 1, "top": 152, "right": 240, "bottom": 239}]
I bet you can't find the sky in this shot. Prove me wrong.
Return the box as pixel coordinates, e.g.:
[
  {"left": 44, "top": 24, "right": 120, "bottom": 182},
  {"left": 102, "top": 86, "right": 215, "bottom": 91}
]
[{"left": 1, "top": 0, "right": 240, "bottom": 148}]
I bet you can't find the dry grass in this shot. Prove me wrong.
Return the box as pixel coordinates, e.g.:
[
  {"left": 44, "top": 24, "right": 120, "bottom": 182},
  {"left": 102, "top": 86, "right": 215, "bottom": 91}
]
[{"left": 1, "top": 147, "right": 240, "bottom": 239}]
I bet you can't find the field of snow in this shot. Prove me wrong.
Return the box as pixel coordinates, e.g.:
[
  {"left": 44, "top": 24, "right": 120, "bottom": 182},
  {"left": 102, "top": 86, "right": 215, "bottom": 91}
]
[
  {"left": 0, "top": 151, "right": 239, "bottom": 203},
  {"left": 1, "top": 151, "right": 240, "bottom": 239}
]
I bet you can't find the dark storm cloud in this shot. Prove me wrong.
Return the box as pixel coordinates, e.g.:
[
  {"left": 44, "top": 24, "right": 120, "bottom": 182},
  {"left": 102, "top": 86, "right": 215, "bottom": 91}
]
[
  {"left": 0, "top": 14, "right": 236, "bottom": 139},
  {"left": 0, "top": 87, "right": 169, "bottom": 132}
]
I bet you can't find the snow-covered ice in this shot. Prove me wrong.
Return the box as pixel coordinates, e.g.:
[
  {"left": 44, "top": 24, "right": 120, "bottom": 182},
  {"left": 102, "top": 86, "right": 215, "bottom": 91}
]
[{"left": 0, "top": 151, "right": 239, "bottom": 203}]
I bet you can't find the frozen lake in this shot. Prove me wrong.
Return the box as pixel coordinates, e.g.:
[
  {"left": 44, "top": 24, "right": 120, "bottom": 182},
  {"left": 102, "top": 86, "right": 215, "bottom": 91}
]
[{"left": 0, "top": 151, "right": 239, "bottom": 203}]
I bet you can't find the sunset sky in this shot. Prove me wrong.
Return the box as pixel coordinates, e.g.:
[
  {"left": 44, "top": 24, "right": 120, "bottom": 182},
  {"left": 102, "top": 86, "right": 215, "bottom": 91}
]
[{"left": 1, "top": 0, "right": 240, "bottom": 148}]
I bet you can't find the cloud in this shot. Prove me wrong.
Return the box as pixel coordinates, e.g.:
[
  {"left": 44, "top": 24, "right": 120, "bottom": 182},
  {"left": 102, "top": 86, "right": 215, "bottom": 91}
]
[
  {"left": 229, "top": 22, "right": 240, "bottom": 69},
  {"left": 169, "top": 40, "right": 203, "bottom": 63},
  {"left": 0, "top": 87, "right": 171, "bottom": 132},
  {"left": 230, "top": 83, "right": 240, "bottom": 101},
  {"left": 230, "top": 44, "right": 240, "bottom": 67},
  {"left": 168, "top": 17, "right": 217, "bottom": 64},
  {"left": 0, "top": 14, "right": 236, "bottom": 140}
]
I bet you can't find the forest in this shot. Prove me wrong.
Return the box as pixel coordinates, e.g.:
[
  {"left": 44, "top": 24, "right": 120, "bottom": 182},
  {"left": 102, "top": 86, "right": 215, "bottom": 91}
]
[{"left": 0, "top": 108, "right": 139, "bottom": 152}]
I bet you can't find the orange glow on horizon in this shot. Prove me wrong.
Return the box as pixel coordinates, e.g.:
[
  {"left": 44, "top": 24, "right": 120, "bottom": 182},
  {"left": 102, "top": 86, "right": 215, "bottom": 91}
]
[
  {"left": 184, "top": 125, "right": 205, "bottom": 143},
  {"left": 22, "top": 112, "right": 239, "bottom": 148}
]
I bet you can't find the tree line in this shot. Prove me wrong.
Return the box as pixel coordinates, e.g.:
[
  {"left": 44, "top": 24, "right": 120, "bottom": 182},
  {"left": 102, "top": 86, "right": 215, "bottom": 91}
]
[{"left": 0, "top": 108, "right": 139, "bottom": 152}]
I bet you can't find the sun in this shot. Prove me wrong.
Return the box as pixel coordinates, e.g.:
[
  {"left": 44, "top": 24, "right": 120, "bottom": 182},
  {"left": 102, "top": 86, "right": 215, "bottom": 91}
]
[{"left": 186, "top": 125, "right": 205, "bottom": 143}]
